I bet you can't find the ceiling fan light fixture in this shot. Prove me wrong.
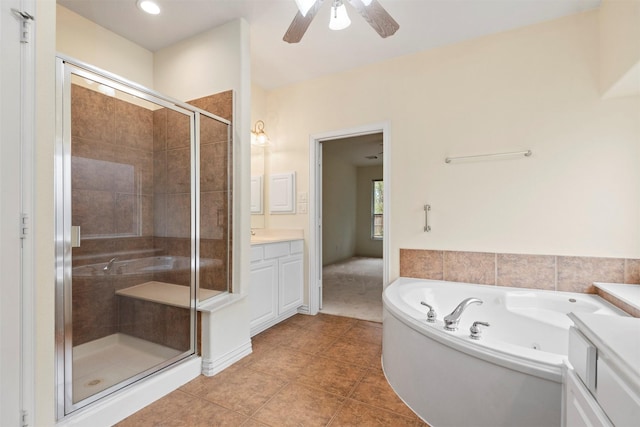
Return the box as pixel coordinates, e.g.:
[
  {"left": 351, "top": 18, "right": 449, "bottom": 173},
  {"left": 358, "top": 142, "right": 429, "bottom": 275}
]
[
  {"left": 329, "top": 1, "right": 351, "bottom": 31},
  {"left": 294, "top": 0, "right": 316, "bottom": 17}
]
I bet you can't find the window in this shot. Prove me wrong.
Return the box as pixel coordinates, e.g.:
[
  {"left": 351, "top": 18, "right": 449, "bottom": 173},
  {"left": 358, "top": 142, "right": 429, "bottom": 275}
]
[{"left": 372, "top": 180, "right": 383, "bottom": 239}]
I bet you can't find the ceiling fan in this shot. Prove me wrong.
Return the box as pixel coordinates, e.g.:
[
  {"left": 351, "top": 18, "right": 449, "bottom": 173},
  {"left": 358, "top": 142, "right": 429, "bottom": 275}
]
[{"left": 284, "top": 0, "right": 399, "bottom": 43}]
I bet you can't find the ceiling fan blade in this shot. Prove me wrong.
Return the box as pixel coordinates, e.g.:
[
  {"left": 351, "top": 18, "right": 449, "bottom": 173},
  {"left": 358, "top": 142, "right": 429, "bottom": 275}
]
[
  {"left": 347, "top": 0, "right": 399, "bottom": 38},
  {"left": 283, "top": 0, "right": 325, "bottom": 43}
]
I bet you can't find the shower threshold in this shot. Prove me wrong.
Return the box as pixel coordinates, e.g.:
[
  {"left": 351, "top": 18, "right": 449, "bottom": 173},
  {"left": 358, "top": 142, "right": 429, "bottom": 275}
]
[{"left": 72, "top": 333, "right": 183, "bottom": 403}]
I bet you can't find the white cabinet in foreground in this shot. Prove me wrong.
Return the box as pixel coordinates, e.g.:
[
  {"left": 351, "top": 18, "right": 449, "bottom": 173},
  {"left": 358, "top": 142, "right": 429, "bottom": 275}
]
[
  {"left": 249, "top": 239, "right": 303, "bottom": 336},
  {"left": 565, "top": 316, "right": 640, "bottom": 427}
]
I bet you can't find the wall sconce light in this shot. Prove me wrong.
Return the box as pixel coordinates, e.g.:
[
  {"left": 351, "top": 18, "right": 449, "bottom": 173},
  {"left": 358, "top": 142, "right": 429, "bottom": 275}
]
[{"left": 251, "top": 120, "right": 270, "bottom": 146}]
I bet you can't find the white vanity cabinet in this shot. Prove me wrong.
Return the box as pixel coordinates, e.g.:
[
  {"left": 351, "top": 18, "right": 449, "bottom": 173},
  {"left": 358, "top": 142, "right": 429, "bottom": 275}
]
[
  {"left": 564, "top": 314, "right": 640, "bottom": 427},
  {"left": 249, "top": 239, "right": 303, "bottom": 336}
]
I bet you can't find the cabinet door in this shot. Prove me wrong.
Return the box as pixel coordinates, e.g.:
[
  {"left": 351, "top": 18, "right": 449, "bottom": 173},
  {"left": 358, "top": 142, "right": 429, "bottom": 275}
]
[
  {"left": 565, "top": 370, "right": 612, "bottom": 427},
  {"left": 279, "top": 254, "right": 303, "bottom": 314},
  {"left": 249, "top": 259, "right": 278, "bottom": 329},
  {"left": 596, "top": 358, "right": 640, "bottom": 427}
]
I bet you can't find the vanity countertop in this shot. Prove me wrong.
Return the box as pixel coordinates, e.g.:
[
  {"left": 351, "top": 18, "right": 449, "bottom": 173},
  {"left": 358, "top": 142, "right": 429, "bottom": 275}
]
[
  {"left": 594, "top": 282, "right": 640, "bottom": 312},
  {"left": 569, "top": 312, "right": 640, "bottom": 390},
  {"left": 250, "top": 229, "right": 303, "bottom": 245}
]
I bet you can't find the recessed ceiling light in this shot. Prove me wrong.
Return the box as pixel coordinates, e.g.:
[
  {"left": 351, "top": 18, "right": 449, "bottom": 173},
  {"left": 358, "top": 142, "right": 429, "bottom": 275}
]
[{"left": 137, "top": 0, "right": 160, "bottom": 15}]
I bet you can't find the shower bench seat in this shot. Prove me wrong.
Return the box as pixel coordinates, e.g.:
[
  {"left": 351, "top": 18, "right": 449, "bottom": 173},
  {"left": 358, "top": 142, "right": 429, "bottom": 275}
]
[{"left": 115, "top": 281, "right": 221, "bottom": 308}]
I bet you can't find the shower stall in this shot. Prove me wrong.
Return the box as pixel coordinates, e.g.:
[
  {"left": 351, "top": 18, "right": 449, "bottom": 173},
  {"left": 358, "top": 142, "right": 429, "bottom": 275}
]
[{"left": 54, "top": 57, "right": 232, "bottom": 417}]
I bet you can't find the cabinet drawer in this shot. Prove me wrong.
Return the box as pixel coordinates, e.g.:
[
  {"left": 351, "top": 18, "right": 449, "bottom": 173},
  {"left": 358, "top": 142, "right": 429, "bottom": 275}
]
[
  {"left": 568, "top": 327, "right": 597, "bottom": 392},
  {"left": 264, "top": 242, "right": 290, "bottom": 259},
  {"left": 596, "top": 358, "right": 640, "bottom": 427},
  {"left": 290, "top": 240, "right": 303, "bottom": 254},
  {"left": 250, "top": 246, "right": 264, "bottom": 263}
]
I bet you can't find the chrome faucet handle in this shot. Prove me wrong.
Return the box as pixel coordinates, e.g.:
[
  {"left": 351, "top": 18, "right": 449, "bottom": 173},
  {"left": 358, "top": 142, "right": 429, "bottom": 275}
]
[
  {"left": 469, "top": 321, "right": 490, "bottom": 340},
  {"left": 420, "top": 301, "right": 437, "bottom": 323},
  {"left": 103, "top": 257, "right": 118, "bottom": 272}
]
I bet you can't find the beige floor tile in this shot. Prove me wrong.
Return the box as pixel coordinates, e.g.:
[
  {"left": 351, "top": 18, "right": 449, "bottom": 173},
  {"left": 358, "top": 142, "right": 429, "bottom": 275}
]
[
  {"left": 159, "top": 396, "right": 247, "bottom": 426},
  {"left": 253, "top": 383, "right": 345, "bottom": 427},
  {"left": 240, "top": 418, "right": 272, "bottom": 427},
  {"left": 245, "top": 346, "right": 315, "bottom": 380},
  {"left": 342, "top": 321, "right": 383, "bottom": 345},
  {"left": 119, "top": 314, "right": 419, "bottom": 427},
  {"left": 116, "top": 390, "right": 193, "bottom": 426},
  {"left": 184, "top": 365, "right": 287, "bottom": 416},
  {"left": 295, "top": 356, "right": 367, "bottom": 397},
  {"left": 283, "top": 327, "right": 341, "bottom": 354},
  {"left": 279, "top": 313, "right": 317, "bottom": 329},
  {"left": 329, "top": 399, "right": 417, "bottom": 426},
  {"left": 322, "top": 335, "right": 382, "bottom": 367},
  {"left": 351, "top": 369, "right": 418, "bottom": 419},
  {"left": 303, "top": 313, "right": 358, "bottom": 336}
]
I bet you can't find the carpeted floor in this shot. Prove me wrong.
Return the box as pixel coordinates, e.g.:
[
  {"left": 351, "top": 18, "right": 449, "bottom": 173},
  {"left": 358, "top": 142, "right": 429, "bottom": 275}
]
[{"left": 320, "top": 257, "right": 383, "bottom": 323}]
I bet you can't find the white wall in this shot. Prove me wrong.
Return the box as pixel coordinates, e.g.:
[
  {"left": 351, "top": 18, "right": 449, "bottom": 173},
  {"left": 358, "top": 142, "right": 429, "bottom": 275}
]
[
  {"left": 322, "top": 141, "right": 358, "bottom": 265},
  {"left": 355, "top": 165, "right": 383, "bottom": 258},
  {"left": 260, "top": 10, "right": 640, "bottom": 288},
  {"left": 56, "top": 5, "right": 154, "bottom": 88}
]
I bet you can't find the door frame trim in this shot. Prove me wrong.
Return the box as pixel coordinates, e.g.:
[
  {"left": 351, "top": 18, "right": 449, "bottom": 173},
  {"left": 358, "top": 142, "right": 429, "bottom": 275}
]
[{"left": 307, "top": 122, "right": 391, "bottom": 315}]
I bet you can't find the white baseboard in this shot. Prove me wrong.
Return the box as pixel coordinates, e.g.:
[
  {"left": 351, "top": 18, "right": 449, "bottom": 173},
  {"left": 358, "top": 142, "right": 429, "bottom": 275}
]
[
  {"left": 250, "top": 308, "right": 300, "bottom": 337},
  {"left": 201, "top": 340, "right": 252, "bottom": 377},
  {"left": 297, "top": 305, "right": 310, "bottom": 315},
  {"left": 56, "top": 356, "right": 201, "bottom": 427}
]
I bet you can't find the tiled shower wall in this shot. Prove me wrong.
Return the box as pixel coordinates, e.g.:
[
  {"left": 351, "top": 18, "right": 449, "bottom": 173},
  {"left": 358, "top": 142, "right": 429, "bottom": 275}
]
[
  {"left": 71, "top": 84, "right": 232, "bottom": 346},
  {"left": 71, "top": 84, "right": 156, "bottom": 345},
  {"left": 400, "top": 249, "right": 640, "bottom": 316}
]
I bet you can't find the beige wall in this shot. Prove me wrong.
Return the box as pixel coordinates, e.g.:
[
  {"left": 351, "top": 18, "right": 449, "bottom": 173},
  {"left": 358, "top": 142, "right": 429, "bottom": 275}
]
[
  {"left": 250, "top": 83, "right": 267, "bottom": 228},
  {"left": 35, "top": 0, "right": 56, "bottom": 424},
  {"left": 260, "top": 10, "right": 640, "bottom": 289},
  {"left": 356, "top": 165, "right": 383, "bottom": 258},
  {"left": 322, "top": 141, "right": 358, "bottom": 265},
  {"left": 599, "top": 0, "right": 640, "bottom": 97},
  {"left": 56, "top": 5, "right": 154, "bottom": 88}
]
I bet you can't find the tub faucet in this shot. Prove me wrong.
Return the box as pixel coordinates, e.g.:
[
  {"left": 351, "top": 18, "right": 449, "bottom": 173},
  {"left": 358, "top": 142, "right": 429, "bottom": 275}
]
[
  {"left": 444, "top": 298, "right": 483, "bottom": 331},
  {"left": 103, "top": 257, "right": 118, "bottom": 273},
  {"left": 420, "top": 301, "right": 437, "bottom": 323}
]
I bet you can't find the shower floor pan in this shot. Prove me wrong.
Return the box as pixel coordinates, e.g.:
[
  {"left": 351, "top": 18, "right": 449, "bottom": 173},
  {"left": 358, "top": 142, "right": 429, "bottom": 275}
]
[{"left": 72, "top": 333, "right": 182, "bottom": 402}]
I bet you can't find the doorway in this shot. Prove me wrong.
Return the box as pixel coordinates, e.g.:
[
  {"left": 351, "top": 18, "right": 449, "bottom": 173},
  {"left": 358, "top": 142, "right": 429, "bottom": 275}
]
[{"left": 308, "top": 123, "right": 390, "bottom": 321}]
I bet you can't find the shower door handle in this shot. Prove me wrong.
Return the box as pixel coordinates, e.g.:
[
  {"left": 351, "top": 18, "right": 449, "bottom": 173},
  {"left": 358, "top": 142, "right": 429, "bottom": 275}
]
[{"left": 71, "top": 226, "right": 81, "bottom": 248}]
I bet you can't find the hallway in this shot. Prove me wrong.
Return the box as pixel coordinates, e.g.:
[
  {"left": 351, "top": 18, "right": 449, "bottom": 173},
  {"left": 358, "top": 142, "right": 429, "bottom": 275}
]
[{"left": 320, "top": 257, "right": 383, "bottom": 323}]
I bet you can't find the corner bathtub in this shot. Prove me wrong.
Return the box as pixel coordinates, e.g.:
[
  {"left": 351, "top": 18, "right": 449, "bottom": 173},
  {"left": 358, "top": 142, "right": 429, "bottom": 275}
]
[{"left": 382, "top": 277, "right": 626, "bottom": 427}]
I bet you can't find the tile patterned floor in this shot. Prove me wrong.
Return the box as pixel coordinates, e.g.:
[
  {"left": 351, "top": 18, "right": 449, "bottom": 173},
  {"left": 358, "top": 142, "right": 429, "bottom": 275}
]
[{"left": 117, "top": 313, "right": 428, "bottom": 426}]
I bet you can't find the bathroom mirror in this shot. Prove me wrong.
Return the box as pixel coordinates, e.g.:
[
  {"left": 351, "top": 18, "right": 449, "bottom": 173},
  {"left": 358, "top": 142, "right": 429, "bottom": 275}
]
[{"left": 250, "top": 143, "right": 266, "bottom": 228}]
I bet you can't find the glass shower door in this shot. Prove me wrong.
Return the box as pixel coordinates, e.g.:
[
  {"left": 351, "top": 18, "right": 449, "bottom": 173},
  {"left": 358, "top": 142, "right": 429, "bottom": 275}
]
[{"left": 57, "top": 60, "right": 197, "bottom": 415}]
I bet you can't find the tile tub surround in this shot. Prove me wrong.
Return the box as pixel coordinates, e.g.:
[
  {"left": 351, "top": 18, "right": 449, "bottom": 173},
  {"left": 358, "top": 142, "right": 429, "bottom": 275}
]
[
  {"left": 400, "top": 249, "right": 640, "bottom": 316},
  {"left": 117, "top": 314, "right": 428, "bottom": 426}
]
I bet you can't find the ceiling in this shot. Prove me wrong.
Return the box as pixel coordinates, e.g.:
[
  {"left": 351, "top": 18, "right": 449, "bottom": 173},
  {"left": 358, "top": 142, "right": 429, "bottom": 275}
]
[
  {"left": 57, "top": 0, "right": 600, "bottom": 89},
  {"left": 323, "top": 133, "right": 383, "bottom": 167}
]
